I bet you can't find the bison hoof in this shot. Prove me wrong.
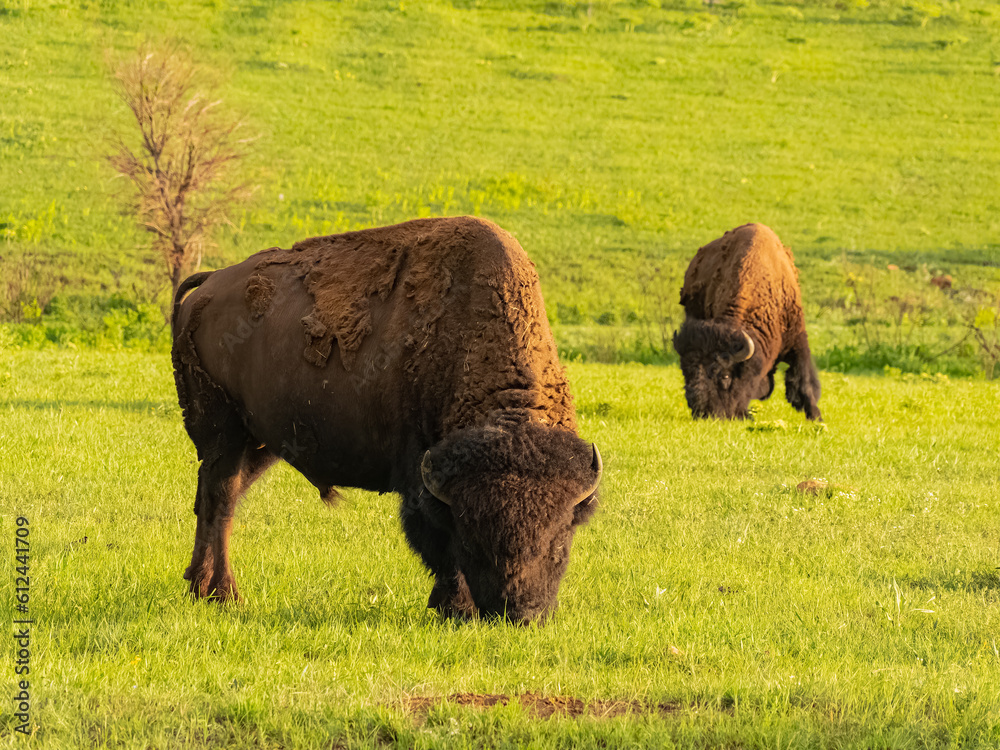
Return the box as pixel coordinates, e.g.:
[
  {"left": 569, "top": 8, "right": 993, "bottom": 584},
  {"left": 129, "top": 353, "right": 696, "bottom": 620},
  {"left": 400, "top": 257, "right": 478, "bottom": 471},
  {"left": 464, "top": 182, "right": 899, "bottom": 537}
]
[
  {"left": 186, "top": 573, "right": 240, "bottom": 603},
  {"left": 428, "top": 575, "right": 477, "bottom": 620},
  {"left": 206, "top": 576, "right": 241, "bottom": 603},
  {"left": 184, "top": 566, "right": 213, "bottom": 599},
  {"left": 433, "top": 598, "right": 478, "bottom": 620},
  {"left": 188, "top": 579, "right": 212, "bottom": 599}
]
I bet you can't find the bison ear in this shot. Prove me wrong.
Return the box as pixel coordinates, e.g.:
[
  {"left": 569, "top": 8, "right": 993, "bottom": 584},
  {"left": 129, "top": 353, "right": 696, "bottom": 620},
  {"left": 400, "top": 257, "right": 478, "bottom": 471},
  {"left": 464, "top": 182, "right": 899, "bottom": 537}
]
[
  {"left": 674, "top": 320, "right": 711, "bottom": 357},
  {"left": 421, "top": 451, "right": 452, "bottom": 506},
  {"left": 672, "top": 326, "right": 689, "bottom": 356}
]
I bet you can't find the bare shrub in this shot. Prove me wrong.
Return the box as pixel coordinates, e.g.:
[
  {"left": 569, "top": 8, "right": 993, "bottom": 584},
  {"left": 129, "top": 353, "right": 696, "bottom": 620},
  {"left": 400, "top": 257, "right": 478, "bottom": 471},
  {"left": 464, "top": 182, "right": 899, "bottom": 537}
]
[
  {"left": 108, "top": 43, "right": 253, "bottom": 297},
  {"left": 968, "top": 291, "right": 1000, "bottom": 379},
  {"left": 842, "top": 261, "right": 954, "bottom": 351},
  {"left": 832, "top": 259, "right": 991, "bottom": 374},
  {"left": 0, "top": 255, "right": 61, "bottom": 323}
]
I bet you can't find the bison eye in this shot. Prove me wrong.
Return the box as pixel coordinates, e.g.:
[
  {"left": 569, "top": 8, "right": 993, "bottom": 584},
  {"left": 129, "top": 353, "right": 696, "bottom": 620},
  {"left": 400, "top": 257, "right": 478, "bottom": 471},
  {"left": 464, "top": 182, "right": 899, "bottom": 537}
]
[{"left": 720, "top": 374, "right": 732, "bottom": 389}]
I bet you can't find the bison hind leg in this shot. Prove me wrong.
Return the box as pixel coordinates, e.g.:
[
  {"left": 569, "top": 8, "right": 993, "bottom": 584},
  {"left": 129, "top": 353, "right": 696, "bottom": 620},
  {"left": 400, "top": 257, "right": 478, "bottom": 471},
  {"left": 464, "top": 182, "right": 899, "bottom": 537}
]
[
  {"left": 184, "top": 470, "right": 216, "bottom": 597},
  {"left": 185, "top": 424, "right": 277, "bottom": 603},
  {"left": 784, "top": 333, "right": 822, "bottom": 421}
]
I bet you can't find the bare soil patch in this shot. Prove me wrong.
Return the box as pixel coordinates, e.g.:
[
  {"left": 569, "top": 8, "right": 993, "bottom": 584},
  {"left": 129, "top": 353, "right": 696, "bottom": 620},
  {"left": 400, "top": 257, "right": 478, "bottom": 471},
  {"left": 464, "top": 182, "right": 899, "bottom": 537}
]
[{"left": 404, "top": 692, "right": 680, "bottom": 720}]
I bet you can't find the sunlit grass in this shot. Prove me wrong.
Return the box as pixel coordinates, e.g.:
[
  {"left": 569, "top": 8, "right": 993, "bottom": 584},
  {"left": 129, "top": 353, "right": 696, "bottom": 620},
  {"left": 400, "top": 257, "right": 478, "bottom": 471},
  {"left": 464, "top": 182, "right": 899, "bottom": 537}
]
[
  {"left": 2, "top": 350, "right": 998, "bottom": 746},
  {"left": 2, "top": 0, "right": 1000, "bottom": 326}
]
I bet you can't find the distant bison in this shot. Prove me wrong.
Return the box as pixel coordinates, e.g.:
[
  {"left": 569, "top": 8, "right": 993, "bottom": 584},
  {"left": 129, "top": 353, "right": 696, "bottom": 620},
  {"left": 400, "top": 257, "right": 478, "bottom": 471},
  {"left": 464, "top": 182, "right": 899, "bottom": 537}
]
[
  {"left": 673, "top": 223, "right": 821, "bottom": 421},
  {"left": 171, "top": 216, "right": 601, "bottom": 624}
]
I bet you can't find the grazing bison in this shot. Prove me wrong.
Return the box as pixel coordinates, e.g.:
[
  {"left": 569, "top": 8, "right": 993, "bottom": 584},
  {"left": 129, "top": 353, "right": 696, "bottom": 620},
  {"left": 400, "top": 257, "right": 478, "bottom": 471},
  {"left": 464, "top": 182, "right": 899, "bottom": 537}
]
[
  {"left": 171, "top": 216, "right": 601, "bottom": 624},
  {"left": 672, "top": 223, "right": 821, "bottom": 421}
]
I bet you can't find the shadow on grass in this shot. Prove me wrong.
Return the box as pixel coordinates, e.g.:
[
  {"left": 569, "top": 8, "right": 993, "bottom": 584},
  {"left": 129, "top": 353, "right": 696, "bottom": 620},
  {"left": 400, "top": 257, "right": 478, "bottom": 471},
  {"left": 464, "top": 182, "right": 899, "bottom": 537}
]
[
  {"left": 240, "top": 596, "right": 434, "bottom": 632},
  {"left": 0, "top": 398, "right": 178, "bottom": 413},
  {"left": 805, "top": 246, "right": 1000, "bottom": 270},
  {"left": 894, "top": 567, "right": 1000, "bottom": 593}
]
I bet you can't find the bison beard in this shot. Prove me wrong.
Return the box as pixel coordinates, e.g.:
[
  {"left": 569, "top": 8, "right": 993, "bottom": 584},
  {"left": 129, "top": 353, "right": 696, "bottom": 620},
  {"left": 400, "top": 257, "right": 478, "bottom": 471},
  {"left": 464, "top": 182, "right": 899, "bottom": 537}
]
[
  {"left": 673, "top": 223, "right": 822, "bottom": 421},
  {"left": 171, "top": 216, "right": 601, "bottom": 624}
]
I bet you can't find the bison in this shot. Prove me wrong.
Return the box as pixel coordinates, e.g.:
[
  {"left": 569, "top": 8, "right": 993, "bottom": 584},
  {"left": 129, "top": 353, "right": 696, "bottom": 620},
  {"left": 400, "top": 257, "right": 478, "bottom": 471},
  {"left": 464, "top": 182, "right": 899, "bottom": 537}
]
[
  {"left": 171, "top": 216, "right": 601, "bottom": 624},
  {"left": 672, "top": 223, "right": 821, "bottom": 421}
]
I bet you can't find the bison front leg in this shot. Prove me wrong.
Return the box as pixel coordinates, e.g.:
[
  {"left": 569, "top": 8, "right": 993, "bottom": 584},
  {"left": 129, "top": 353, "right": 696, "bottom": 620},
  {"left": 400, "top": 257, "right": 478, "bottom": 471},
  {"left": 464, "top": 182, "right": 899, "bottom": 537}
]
[
  {"left": 399, "top": 492, "right": 477, "bottom": 619},
  {"left": 427, "top": 570, "right": 476, "bottom": 619},
  {"left": 784, "top": 332, "right": 822, "bottom": 421}
]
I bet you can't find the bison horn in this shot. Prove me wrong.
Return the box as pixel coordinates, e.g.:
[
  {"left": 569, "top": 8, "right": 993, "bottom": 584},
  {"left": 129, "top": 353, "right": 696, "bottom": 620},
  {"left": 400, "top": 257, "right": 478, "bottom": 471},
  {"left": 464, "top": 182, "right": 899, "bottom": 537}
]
[
  {"left": 575, "top": 444, "right": 603, "bottom": 506},
  {"left": 726, "top": 330, "right": 755, "bottom": 364},
  {"left": 421, "top": 451, "right": 451, "bottom": 506}
]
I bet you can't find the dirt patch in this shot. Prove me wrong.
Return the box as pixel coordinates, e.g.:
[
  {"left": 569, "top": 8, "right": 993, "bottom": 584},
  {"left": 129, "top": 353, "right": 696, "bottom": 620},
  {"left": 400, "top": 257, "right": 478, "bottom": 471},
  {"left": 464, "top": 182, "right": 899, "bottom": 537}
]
[
  {"left": 796, "top": 478, "right": 858, "bottom": 497},
  {"left": 404, "top": 692, "right": 680, "bottom": 720},
  {"left": 796, "top": 478, "right": 828, "bottom": 495}
]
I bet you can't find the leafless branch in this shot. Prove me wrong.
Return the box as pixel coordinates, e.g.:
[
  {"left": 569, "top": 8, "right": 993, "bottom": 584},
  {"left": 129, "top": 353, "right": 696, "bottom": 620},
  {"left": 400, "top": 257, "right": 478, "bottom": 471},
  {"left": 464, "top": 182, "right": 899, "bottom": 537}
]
[{"left": 107, "top": 43, "right": 254, "bottom": 297}]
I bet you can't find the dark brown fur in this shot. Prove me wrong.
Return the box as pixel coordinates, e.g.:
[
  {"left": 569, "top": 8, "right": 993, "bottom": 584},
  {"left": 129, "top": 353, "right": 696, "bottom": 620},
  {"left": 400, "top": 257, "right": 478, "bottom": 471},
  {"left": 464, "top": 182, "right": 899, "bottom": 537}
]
[
  {"left": 171, "top": 216, "right": 600, "bottom": 623},
  {"left": 673, "top": 223, "right": 821, "bottom": 420}
]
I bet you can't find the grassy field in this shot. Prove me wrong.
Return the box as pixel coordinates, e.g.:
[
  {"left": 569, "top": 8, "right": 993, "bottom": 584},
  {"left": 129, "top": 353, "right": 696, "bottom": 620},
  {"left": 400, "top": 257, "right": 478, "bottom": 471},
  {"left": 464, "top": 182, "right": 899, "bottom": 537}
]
[
  {"left": 3, "top": 1, "right": 1000, "bottom": 747},
  {"left": 2, "top": 349, "right": 999, "bottom": 747},
  {"left": 2, "top": 0, "right": 1000, "bottom": 373}
]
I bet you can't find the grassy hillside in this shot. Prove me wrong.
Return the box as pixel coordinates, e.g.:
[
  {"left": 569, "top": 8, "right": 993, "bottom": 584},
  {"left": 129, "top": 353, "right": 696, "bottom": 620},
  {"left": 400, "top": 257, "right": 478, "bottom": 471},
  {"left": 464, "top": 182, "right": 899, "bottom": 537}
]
[
  {"left": 4, "top": 5, "right": 1000, "bottom": 746},
  {"left": 2, "top": 350, "right": 999, "bottom": 747},
  {"left": 2, "top": 0, "right": 1000, "bottom": 371}
]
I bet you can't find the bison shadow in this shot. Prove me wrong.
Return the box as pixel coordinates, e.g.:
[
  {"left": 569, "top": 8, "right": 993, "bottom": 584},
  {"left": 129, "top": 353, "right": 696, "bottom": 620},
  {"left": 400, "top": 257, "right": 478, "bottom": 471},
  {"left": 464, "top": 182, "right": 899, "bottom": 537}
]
[
  {"left": 234, "top": 594, "right": 507, "bottom": 631},
  {"left": 888, "top": 568, "right": 1000, "bottom": 594},
  {"left": 2, "top": 398, "right": 178, "bottom": 414}
]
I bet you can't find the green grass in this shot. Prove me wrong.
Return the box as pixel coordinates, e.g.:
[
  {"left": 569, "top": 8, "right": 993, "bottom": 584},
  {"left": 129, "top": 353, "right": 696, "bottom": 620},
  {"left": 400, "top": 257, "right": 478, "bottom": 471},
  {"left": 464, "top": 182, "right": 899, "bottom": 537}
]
[
  {"left": 2, "top": 0, "right": 1000, "bottom": 353},
  {"left": 3, "top": 2, "right": 1000, "bottom": 745},
  {"left": 2, "top": 350, "right": 999, "bottom": 747}
]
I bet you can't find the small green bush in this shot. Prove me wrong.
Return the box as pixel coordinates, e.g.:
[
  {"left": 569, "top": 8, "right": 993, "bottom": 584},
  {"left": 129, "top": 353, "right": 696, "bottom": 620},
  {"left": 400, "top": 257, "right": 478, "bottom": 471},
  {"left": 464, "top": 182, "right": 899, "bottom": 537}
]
[
  {"left": 2, "top": 297, "right": 171, "bottom": 353},
  {"left": 555, "top": 302, "right": 586, "bottom": 325},
  {"left": 99, "top": 303, "right": 171, "bottom": 351}
]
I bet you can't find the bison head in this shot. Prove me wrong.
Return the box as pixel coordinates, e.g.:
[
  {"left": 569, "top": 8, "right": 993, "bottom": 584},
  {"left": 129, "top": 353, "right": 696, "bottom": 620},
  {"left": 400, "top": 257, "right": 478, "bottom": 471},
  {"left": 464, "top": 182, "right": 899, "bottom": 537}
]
[
  {"left": 419, "top": 414, "right": 601, "bottom": 624},
  {"left": 673, "top": 320, "right": 770, "bottom": 419}
]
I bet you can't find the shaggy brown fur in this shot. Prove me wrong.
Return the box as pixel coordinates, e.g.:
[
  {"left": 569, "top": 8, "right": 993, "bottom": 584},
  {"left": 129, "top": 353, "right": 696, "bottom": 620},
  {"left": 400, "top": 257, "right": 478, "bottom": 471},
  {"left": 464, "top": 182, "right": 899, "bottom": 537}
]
[
  {"left": 244, "top": 217, "right": 577, "bottom": 430},
  {"left": 171, "top": 216, "right": 600, "bottom": 624},
  {"left": 673, "top": 223, "right": 821, "bottom": 420}
]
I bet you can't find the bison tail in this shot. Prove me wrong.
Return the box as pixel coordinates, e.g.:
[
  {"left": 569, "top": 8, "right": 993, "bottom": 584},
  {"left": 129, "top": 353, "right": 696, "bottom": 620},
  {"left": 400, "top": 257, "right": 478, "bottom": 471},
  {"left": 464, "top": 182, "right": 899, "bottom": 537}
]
[{"left": 171, "top": 271, "right": 215, "bottom": 339}]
